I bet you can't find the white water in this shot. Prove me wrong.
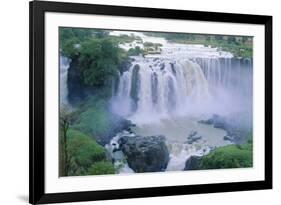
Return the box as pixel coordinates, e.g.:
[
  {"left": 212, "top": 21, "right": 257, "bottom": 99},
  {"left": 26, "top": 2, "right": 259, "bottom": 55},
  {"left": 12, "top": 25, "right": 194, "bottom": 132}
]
[
  {"left": 59, "top": 31, "right": 252, "bottom": 173},
  {"left": 60, "top": 56, "right": 70, "bottom": 106},
  {"left": 110, "top": 31, "right": 252, "bottom": 173}
]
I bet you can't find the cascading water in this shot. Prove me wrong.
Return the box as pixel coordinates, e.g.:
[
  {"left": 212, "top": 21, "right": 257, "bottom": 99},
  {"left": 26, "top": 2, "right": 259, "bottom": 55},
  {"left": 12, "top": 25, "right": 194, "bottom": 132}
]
[
  {"left": 109, "top": 32, "right": 253, "bottom": 173},
  {"left": 112, "top": 57, "right": 212, "bottom": 123},
  {"left": 60, "top": 56, "right": 70, "bottom": 105},
  {"left": 59, "top": 30, "right": 253, "bottom": 174},
  {"left": 112, "top": 56, "right": 252, "bottom": 123}
]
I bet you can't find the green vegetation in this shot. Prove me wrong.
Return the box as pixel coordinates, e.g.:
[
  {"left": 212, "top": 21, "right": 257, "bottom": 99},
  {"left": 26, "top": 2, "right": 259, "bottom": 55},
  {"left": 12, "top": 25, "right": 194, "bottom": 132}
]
[
  {"left": 59, "top": 105, "right": 74, "bottom": 176},
  {"left": 78, "top": 38, "right": 124, "bottom": 87},
  {"left": 88, "top": 161, "right": 115, "bottom": 175},
  {"left": 127, "top": 46, "right": 143, "bottom": 56},
  {"left": 73, "top": 99, "right": 110, "bottom": 137},
  {"left": 59, "top": 28, "right": 132, "bottom": 90},
  {"left": 66, "top": 129, "right": 106, "bottom": 175},
  {"left": 59, "top": 28, "right": 253, "bottom": 176},
  {"left": 143, "top": 41, "right": 162, "bottom": 55},
  {"left": 108, "top": 34, "right": 142, "bottom": 44},
  {"left": 199, "top": 140, "right": 253, "bottom": 169},
  {"left": 59, "top": 103, "right": 115, "bottom": 176},
  {"left": 59, "top": 124, "right": 115, "bottom": 176},
  {"left": 144, "top": 32, "right": 252, "bottom": 58},
  {"left": 59, "top": 28, "right": 134, "bottom": 177}
]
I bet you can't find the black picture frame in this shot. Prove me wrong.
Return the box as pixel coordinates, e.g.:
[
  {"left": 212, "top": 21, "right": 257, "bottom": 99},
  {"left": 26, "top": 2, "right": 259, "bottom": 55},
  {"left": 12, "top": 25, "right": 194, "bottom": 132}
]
[{"left": 29, "top": 0, "right": 272, "bottom": 204}]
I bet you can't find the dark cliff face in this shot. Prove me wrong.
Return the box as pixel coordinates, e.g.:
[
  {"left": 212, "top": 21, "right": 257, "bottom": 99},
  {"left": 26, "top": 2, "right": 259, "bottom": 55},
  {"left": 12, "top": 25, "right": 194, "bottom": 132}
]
[
  {"left": 130, "top": 64, "right": 140, "bottom": 112},
  {"left": 67, "top": 58, "right": 133, "bottom": 105},
  {"left": 67, "top": 58, "right": 87, "bottom": 104}
]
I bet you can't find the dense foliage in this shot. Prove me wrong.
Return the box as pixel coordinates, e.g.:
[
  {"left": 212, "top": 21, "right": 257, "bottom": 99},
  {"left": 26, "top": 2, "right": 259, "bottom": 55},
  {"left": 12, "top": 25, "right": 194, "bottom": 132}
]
[
  {"left": 127, "top": 46, "right": 143, "bottom": 56},
  {"left": 72, "top": 98, "right": 110, "bottom": 137},
  {"left": 66, "top": 129, "right": 106, "bottom": 175},
  {"left": 59, "top": 102, "right": 115, "bottom": 176},
  {"left": 59, "top": 127, "right": 115, "bottom": 176},
  {"left": 60, "top": 28, "right": 128, "bottom": 89},
  {"left": 78, "top": 38, "right": 122, "bottom": 87},
  {"left": 88, "top": 161, "right": 116, "bottom": 175},
  {"left": 199, "top": 140, "right": 253, "bottom": 169}
]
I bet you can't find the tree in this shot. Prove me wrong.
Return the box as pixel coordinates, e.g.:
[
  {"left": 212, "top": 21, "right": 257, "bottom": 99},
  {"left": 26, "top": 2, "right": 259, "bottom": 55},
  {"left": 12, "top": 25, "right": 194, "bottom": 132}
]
[
  {"left": 88, "top": 161, "right": 115, "bottom": 175},
  {"left": 66, "top": 129, "right": 108, "bottom": 176},
  {"left": 59, "top": 105, "right": 73, "bottom": 176},
  {"left": 215, "top": 35, "right": 223, "bottom": 41},
  {"left": 78, "top": 38, "right": 121, "bottom": 87},
  {"left": 227, "top": 36, "right": 236, "bottom": 44}
]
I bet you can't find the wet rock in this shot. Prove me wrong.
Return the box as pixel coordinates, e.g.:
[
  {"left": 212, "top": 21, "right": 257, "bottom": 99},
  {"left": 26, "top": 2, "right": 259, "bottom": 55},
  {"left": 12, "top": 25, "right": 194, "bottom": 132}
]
[
  {"left": 118, "top": 135, "right": 169, "bottom": 172},
  {"left": 184, "top": 156, "right": 202, "bottom": 170},
  {"left": 151, "top": 72, "right": 158, "bottom": 105},
  {"left": 187, "top": 131, "right": 202, "bottom": 144},
  {"left": 198, "top": 118, "right": 214, "bottom": 125},
  {"left": 160, "top": 63, "right": 165, "bottom": 70},
  {"left": 198, "top": 114, "right": 248, "bottom": 144},
  {"left": 118, "top": 59, "right": 133, "bottom": 74},
  {"left": 223, "top": 135, "right": 235, "bottom": 142},
  {"left": 67, "top": 58, "right": 87, "bottom": 104},
  {"left": 170, "top": 62, "right": 176, "bottom": 75},
  {"left": 125, "top": 127, "right": 134, "bottom": 134},
  {"left": 130, "top": 64, "right": 141, "bottom": 111},
  {"left": 212, "top": 115, "right": 228, "bottom": 129},
  {"left": 189, "top": 130, "right": 197, "bottom": 137},
  {"left": 167, "top": 76, "right": 176, "bottom": 111}
]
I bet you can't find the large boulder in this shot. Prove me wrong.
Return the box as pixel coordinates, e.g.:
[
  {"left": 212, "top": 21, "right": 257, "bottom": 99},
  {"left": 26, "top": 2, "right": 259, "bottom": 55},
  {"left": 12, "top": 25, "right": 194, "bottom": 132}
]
[
  {"left": 118, "top": 135, "right": 169, "bottom": 173},
  {"left": 184, "top": 155, "right": 202, "bottom": 170}
]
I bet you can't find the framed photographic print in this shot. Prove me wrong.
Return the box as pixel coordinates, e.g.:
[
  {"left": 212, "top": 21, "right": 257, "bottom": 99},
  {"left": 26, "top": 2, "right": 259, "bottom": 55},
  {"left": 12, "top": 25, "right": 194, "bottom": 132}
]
[{"left": 29, "top": 0, "right": 272, "bottom": 204}]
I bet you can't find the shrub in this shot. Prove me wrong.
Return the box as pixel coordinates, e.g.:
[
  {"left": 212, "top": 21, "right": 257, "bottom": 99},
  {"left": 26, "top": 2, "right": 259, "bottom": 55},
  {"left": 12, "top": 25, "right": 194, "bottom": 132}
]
[
  {"left": 199, "top": 142, "right": 253, "bottom": 169},
  {"left": 72, "top": 99, "right": 111, "bottom": 138},
  {"left": 66, "top": 129, "right": 107, "bottom": 175},
  {"left": 87, "top": 161, "right": 115, "bottom": 175},
  {"left": 127, "top": 46, "right": 143, "bottom": 56}
]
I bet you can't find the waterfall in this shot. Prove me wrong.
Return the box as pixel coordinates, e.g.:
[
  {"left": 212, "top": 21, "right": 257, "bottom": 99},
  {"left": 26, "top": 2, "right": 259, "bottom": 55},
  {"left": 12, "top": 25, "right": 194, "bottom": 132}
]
[
  {"left": 112, "top": 56, "right": 252, "bottom": 124},
  {"left": 194, "top": 57, "right": 252, "bottom": 94},
  {"left": 59, "top": 56, "right": 70, "bottom": 105}
]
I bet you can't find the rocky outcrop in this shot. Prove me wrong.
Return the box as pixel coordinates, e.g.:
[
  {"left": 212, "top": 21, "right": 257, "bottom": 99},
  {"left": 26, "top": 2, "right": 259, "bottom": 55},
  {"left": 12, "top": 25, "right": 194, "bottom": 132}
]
[
  {"left": 186, "top": 131, "right": 202, "bottom": 144},
  {"left": 67, "top": 58, "right": 87, "bottom": 104},
  {"left": 198, "top": 114, "right": 249, "bottom": 144},
  {"left": 223, "top": 135, "right": 235, "bottom": 142},
  {"left": 67, "top": 57, "right": 133, "bottom": 104},
  {"left": 151, "top": 72, "right": 158, "bottom": 105},
  {"left": 118, "top": 135, "right": 169, "bottom": 173},
  {"left": 167, "top": 76, "right": 176, "bottom": 111},
  {"left": 184, "top": 155, "right": 202, "bottom": 170},
  {"left": 118, "top": 59, "right": 133, "bottom": 74}
]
